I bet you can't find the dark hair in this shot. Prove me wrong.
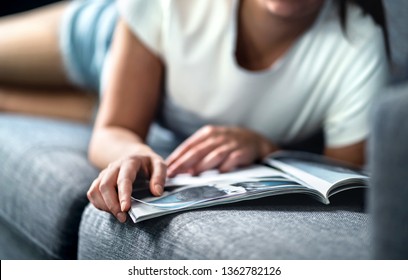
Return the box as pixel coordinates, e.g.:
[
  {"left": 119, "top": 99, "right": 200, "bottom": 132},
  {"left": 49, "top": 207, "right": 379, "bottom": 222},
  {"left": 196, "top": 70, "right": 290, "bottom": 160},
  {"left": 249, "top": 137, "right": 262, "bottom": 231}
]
[{"left": 337, "top": 0, "right": 390, "bottom": 58}]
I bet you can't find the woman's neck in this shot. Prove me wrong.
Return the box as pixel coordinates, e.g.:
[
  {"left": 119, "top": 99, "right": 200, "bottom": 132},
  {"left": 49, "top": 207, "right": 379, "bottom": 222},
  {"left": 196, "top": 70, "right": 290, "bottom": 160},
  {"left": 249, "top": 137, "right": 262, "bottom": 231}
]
[{"left": 236, "top": 0, "right": 323, "bottom": 71}]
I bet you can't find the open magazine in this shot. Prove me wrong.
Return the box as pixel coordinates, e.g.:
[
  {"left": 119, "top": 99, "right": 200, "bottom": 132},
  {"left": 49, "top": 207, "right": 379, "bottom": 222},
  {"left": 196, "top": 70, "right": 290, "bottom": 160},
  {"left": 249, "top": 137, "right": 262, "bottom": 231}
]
[{"left": 129, "top": 151, "right": 368, "bottom": 223}]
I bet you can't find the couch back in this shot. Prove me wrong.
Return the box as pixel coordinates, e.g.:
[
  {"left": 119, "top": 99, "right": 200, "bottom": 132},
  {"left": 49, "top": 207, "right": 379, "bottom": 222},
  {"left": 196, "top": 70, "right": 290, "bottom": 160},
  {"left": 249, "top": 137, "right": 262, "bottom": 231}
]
[
  {"left": 369, "top": 0, "right": 408, "bottom": 260},
  {"left": 383, "top": 1, "right": 408, "bottom": 83}
]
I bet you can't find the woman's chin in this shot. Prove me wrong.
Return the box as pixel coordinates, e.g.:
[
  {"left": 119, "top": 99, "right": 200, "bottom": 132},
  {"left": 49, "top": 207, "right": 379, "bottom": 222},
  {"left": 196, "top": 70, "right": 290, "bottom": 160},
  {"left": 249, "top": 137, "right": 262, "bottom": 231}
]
[{"left": 263, "top": 0, "right": 324, "bottom": 20}]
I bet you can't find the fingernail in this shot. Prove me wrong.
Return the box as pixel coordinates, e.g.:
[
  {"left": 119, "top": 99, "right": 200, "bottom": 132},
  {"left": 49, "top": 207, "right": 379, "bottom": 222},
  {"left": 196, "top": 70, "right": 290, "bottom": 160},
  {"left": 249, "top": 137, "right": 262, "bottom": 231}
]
[
  {"left": 155, "top": 184, "right": 163, "bottom": 194},
  {"left": 121, "top": 201, "right": 126, "bottom": 212},
  {"left": 117, "top": 212, "right": 127, "bottom": 223}
]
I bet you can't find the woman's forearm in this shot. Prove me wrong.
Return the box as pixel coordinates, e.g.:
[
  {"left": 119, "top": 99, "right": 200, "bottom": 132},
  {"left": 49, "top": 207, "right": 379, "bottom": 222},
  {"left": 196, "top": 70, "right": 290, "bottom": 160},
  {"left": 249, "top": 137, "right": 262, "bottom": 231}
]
[
  {"left": 88, "top": 126, "right": 155, "bottom": 169},
  {"left": 88, "top": 19, "right": 164, "bottom": 170}
]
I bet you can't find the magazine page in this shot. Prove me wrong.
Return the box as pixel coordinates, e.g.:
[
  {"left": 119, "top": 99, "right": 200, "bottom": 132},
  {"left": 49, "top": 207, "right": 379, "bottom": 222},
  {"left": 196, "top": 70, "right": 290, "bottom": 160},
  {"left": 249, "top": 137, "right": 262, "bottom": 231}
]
[
  {"left": 129, "top": 165, "right": 311, "bottom": 223},
  {"left": 264, "top": 151, "right": 368, "bottom": 196},
  {"left": 165, "top": 165, "right": 280, "bottom": 186}
]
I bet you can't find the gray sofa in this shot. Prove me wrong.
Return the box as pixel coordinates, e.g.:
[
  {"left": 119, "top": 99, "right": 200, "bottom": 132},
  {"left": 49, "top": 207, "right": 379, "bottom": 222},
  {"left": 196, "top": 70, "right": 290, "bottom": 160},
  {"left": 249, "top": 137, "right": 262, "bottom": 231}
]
[{"left": 1, "top": 1, "right": 407, "bottom": 260}]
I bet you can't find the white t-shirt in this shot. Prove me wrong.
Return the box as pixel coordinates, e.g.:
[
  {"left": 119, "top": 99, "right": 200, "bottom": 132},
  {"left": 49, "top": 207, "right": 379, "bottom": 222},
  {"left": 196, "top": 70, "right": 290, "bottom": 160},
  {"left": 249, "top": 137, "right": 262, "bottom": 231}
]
[{"left": 117, "top": 0, "right": 387, "bottom": 148}]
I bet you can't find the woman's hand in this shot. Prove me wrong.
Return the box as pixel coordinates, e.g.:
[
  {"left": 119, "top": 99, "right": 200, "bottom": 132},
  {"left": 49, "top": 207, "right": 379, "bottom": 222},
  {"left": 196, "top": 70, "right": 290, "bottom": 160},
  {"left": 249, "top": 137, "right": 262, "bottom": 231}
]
[
  {"left": 87, "top": 153, "right": 166, "bottom": 223},
  {"left": 87, "top": 19, "right": 166, "bottom": 223},
  {"left": 166, "top": 125, "right": 277, "bottom": 177}
]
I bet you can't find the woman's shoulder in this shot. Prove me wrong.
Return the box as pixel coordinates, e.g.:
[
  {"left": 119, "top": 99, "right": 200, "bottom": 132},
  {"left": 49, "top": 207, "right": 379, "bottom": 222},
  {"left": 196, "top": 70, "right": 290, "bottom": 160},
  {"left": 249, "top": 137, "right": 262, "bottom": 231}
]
[
  {"left": 345, "top": 1, "right": 384, "bottom": 42},
  {"left": 307, "top": 0, "right": 385, "bottom": 65},
  {"left": 318, "top": 0, "right": 383, "bottom": 46}
]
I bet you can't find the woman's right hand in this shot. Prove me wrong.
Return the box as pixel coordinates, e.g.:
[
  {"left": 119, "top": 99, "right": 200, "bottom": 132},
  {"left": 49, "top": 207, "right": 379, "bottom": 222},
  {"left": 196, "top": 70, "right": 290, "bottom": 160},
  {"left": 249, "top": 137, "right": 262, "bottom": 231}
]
[{"left": 87, "top": 153, "right": 167, "bottom": 223}]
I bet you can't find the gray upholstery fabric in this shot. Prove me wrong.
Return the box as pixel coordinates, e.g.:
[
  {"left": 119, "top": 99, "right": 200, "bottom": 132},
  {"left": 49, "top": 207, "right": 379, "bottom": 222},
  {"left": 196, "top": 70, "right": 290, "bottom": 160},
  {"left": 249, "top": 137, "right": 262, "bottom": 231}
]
[
  {"left": 369, "top": 84, "right": 408, "bottom": 259},
  {"left": 0, "top": 217, "right": 50, "bottom": 259},
  {"left": 370, "top": 0, "right": 408, "bottom": 259},
  {"left": 78, "top": 192, "right": 370, "bottom": 260},
  {"left": 0, "top": 114, "right": 98, "bottom": 259},
  {"left": 383, "top": 1, "right": 408, "bottom": 82}
]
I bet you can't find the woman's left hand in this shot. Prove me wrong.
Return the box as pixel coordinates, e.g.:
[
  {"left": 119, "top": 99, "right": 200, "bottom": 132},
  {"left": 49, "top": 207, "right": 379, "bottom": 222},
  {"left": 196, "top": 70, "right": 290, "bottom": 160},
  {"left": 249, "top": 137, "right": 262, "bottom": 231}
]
[{"left": 166, "top": 125, "right": 277, "bottom": 177}]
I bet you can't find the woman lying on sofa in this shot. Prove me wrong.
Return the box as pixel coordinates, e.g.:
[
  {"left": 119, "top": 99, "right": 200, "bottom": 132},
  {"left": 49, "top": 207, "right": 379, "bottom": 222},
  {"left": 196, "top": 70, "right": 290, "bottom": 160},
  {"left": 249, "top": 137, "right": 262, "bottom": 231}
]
[{"left": 0, "top": 0, "right": 389, "bottom": 223}]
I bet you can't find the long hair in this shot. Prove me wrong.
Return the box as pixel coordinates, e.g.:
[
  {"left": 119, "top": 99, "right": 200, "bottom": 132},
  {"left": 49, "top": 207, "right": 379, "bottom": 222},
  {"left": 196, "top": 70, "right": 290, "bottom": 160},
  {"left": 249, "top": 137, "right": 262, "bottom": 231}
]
[{"left": 337, "top": 0, "right": 390, "bottom": 58}]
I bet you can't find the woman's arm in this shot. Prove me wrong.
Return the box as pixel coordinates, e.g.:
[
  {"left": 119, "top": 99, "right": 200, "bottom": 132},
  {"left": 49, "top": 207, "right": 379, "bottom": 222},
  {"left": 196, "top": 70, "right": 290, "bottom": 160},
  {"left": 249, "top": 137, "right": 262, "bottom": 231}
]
[
  {"left": 324, "top": 140, "right": 366, "bottom": 167},
  {"left": 87, "top": 19, "right": 165, "bottom": 222}
]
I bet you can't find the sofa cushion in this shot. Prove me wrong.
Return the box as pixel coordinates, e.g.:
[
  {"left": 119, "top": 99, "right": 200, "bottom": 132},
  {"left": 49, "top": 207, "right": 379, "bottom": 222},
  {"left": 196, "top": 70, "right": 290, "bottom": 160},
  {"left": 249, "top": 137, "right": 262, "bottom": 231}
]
[
  {"left": 369, "top": 83, "right": 408, "bottom": 259},
  {"left": 0, "top": 114, "right": 98, "bottom": 259},
  {"left": 0, "top": 217, "right": 50, "bottom": 259},
  {"left": 383, "top": 1, "right": 408, "bottom": 82},
  {"left": 78, "top": 190, "right": 370, "bottom": 260}
]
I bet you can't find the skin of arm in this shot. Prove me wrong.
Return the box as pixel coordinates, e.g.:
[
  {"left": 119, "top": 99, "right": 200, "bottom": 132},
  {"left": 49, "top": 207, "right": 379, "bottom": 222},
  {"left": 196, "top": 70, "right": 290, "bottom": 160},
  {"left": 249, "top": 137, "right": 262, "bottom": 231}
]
[
  {"left": 87, "top": 19, "right": 166, "bottom": 223},
  {"left": 325, "top": 140, "right": 366, "bottom": 167}
]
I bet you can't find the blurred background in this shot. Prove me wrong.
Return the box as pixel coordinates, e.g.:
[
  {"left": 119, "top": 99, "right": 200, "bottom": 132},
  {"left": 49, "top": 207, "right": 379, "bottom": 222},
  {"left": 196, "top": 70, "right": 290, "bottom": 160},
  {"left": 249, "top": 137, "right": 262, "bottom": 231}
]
[{"left": 0, "top": 0, "right": 61, "bottom": 16}]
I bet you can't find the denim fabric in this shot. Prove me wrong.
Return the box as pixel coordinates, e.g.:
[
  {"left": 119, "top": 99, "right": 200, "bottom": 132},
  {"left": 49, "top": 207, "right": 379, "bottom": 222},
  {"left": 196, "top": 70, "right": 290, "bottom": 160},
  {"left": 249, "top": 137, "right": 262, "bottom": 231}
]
[
  {"left": 60, "top": 0, "right": 117, "bottom": 92},
  {"left": 0, "top": 114, "right": 99, "bottom": 259},
  {"left": 369, "top": 84, "right": 408, "bottom": 259},
  {"left": 78, "top": 191, "right": 370, "bottom": 260}
]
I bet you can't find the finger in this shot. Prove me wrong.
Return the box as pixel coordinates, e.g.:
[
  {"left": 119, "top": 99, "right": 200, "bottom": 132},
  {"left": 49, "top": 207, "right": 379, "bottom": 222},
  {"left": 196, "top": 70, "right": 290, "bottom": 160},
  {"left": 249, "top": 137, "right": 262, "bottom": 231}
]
[
  {"left": 166, "top": 136, "right": 207, "bottom": 167},
  {"left": 166, "top": 125, "right": 217, "bottom": 166},
  {"left": 98, "top": 166, "right": 127, "bottom": 223},
  {"left": 194, "top": 144, "right": 234, "bottom": 174},
  {"left": 148, "top": 158, "right": 167, "bottom": 196},
  {"left": 219, "top": 150, "right": 248, "bottom": 173},
  {"left": 87, "top": 177, "right": 110, "bottom": 212},
  {"left": 117, "top": 159, "right": 140, "bottom": 212},
  {"left": 167, "top": 138, "right": 221, "bottom": 176}
]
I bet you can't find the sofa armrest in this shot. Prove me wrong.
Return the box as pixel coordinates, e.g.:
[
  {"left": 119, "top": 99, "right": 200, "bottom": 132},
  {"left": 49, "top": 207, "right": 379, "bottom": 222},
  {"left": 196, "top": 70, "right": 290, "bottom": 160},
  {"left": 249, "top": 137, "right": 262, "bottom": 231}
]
[{"left": 369, "top": 83, "right": 408, "bottom": 259}]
